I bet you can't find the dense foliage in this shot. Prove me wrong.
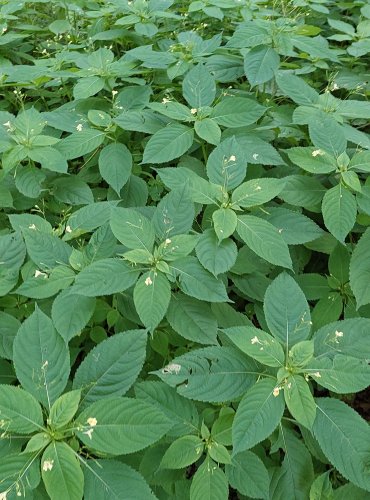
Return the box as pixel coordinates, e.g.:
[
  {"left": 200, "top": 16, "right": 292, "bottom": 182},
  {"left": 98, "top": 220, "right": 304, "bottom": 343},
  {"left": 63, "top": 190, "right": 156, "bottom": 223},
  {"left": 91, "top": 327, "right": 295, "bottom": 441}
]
[{"left": 0, "top": 0, "right": 370, "bottom": 498}]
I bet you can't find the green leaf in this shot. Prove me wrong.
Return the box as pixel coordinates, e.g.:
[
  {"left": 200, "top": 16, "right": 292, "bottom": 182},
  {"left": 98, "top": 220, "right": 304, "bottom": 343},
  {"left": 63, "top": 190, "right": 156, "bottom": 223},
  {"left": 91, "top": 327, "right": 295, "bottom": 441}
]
[
  {"left": 212, "top": 208, "right": 237, "bottom": 241},
  {"left": 284, "top": 375, "right": 316, "bottom": 428},
  {"left": 0, "top": 311, "right": 20, "bottom": 359},
  {"left": 142, "top": 123, "right": 194, "bottom": 164},
  {"left": 313, "top": 318, "right": 370, "bottom": 360},
  {"left": 161, "top": 435, "right": 204, "bottom": 469},
  {"left": 72, "top": 258, "right": 140, "bottom": 296},
  {"left": 152, "top": 185, "right": 195, "bottom": 239},
  {"left": 232, "top": 378, "right": 284, "bottom": 454},
  {"left": 196, "top": 229, "right": 237, "bottom": 276},
  {"left": 349, "top": 228, "right": 370, "bottom": 308},
  {"left": 166, "top": 293, "right": 218, "bottom": 345},
  {"left": 49, "top": 390, "right": 81, "bottom": 430},
  {"left": 13, "top": 307, "right": 70, "bottom": 409},
  {"left": 190, "top": 457, "right": 228, "bottom": 500},
  {"left": 110, "top": 207, "right": 155, "bottom": 251},
  {"left": 194, "top": 118, "right": 221, "bottom": 145},
  {"left": 226, "top": 450, "right": 270, "bottom": 499},
  {"left": 309, "top": 113, "right": 347, "bottom": 157},
  {"left": 272, "top": 426, "right": 314, "bottom": 500},
  {"left": 211, "top": 97, "right": 266, "bottom": 128},
  {"left": 223, "top": 325, "right": 285, "bottom": 367},
  {"left": 153, "top": 346, "right": 257, "bottom": 402},
  {"left": 51, "top": 288, "right": 96, "bottom": 342},
  {"left": 206, "top": 137, "right": 247, "bottom": 190},
  {"left": 0, "top": 384, "right": 43, "bottom": 434},
  {"left": 286, "top": 147, "right": 337, "bottom": 174},
  {"left": 56, "top": 129, "right": 105, "bottom": 160},
  {"left": 73, "top": 76, "right": 104, "bottom": 99},
  {"left": 312, "top": 398, "right": 370, "bottom": 491},
  {"left": 183, "top": 64, "right": 216, "bottom": 108},
  {"left": 41, "top": 442, "right": 84, "bottom": 500},
  {"left": 275, "top": 72, "right": 320, "bottom": 106},
  {"left": 73, "top": 329, "right": 147, "bottom": 409},
  {"left": 170, "top": 256, "right": 229, "bottom": 302},
  {"left": 0, "top": 453, "right": 39, "bottom": 498},
  {"left": 53, "top": 177, "right": 94, "bottom": 205},
  {"left": 322, "top": 184, "right": 356, "bottom": 242},
  {"left": 15, "top": 266, "right": 75, "bottom": 300},
  {"left": 244, "top": 45, "right": 280, "bottom": 86},
  {"left": 236, "top": 215, "right": 292, "bottom": 269},
  {"left": 99, "top": 143, "right": 132, "bottom": 194},
  {"left": 231, "top": 178, "right": 285, "bottom": 208},
  {"left": 264, "top": 272, "right": 311, "bottom": 346},
  {"left": 133, "top": 271, "right": 171, "bottom": 331},
  {"left": 260, "top": 207, "right": 324, "bottom": 245},
  {"left": 309, "top": 471, "right": 334, "bottom": 500},
  {"left": 135, "top": 381, "right": 199, "bottom": 437},
  {"left": 75, "top": 397, "right": 172, "bottom": 455},
  {"left": 306, "top": 355, "right": 370, "bottom": 394},
  {"left": 83, "top": 460, "right": 157, "bottom": 500}
]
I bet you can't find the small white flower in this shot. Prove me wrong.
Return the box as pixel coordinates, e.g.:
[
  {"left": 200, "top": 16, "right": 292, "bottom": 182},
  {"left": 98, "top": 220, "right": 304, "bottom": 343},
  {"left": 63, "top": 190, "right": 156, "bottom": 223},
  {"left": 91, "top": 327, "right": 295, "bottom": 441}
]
[
  {"left": 145, "top": 276, "right": 153, "bottom": 286},
  {"left": 42, "top": 460, "right": 54, "bottom": 472},
  {"left": 162, "top": 97, "right": 171, "bottom": 104},
  {"left": 28, "top": 223, "right": 37, "bottom": 230},
  {"left": 87, "top": 417, "right": 97, "bottom": 427},
  {"left": 3, "top": 121, "right": 11, "bottom": 129},
  {"left": 164, "top": 238, "right": 172, "bottom": 246},
  {"left": 76, "top": 123, "right": 83, "bottom": 132},
  {"left": 2, "top": 27, "right": 7, "bottom": 33},
  {"left": 251, "top": 336, "right": 260, "bottom": 345},
  {"left": 112, "top": 90, "right": 118, "bottom": 96},
  {"left": 331, "top": 82, "right": 340, "bottom": 91},
  {"left": 252, "top": 153, "right": 259, "bottom": 160},
  {"left": 65, "top": 225, "right": 72, "bottom": 233},
  {"left": 312, "top": 372, "right": 321, "bottom": 378},
  {"left": 34, "top": 270, "right": 47, "bottom": 278},
  {"left": 84, "top": 428, "right": 94, "bottom": 439},
  {"left": 190, "top": 108, "right": 198, "bottom": 115},
  {"left": 228, "top": 155, "right": 236, "bottom": 162},
  {"left": 335, "top": 330, "right": 343, "bottom": 338},
  {"left": 161, "top": 363, "right": 181, "bottom": 374},
  {"left": 0, "top": 491, "right": 7, "bottom": 500},
  {"left": 273, "top": 387, "right": 280, "bottom": 397},
  {"left": 312, "top": 149, "right": 324, "bottom": 157}
]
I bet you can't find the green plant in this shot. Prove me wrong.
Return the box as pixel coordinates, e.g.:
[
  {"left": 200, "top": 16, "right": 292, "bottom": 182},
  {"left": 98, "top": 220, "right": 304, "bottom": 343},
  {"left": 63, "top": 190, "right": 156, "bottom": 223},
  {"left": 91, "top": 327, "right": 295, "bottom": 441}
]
[{"left": 0, "top": 0, "right": 369, "bottom": 498}]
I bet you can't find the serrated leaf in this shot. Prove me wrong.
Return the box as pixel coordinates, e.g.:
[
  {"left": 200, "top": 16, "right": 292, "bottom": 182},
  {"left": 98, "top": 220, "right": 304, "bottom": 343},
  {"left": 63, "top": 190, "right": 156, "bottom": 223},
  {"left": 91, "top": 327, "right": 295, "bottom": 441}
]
[
  {"left": 312, "top": 398, "right": 370, "bottom": 491},
  {"left": 49, "top": 390, "right": 81, "bottom": 430},
  {"left": 226, "top": 450, "right": 270, "bottom": 499},
  {"left": 166, "top": 293, "right": 218, "bottom": 345},
  {"left": 75, "top": 397, "right": 172, "bottom": 455},
  {"left": 231, "top": 178, "right": 285, "bottom": 208},
  {"left": 236, "top": 215, "right": 292, "bottom": 269},
  {"left": 232, "top": 378, "right": 284, "bottom": 454},
  {"left": 170, "top": 256, "right": 229, "bottom": 302},
  {"left": 72, "top": 258, "right": 140, "bottom": 296},
  {"left": 244, "top": 45, "right": 280, "bottom": 86},
  {"left": 134, "top": 271, "right": 171, "bottom": 331},
  {"left": 211, "top": 97, "right": 265, "bottom": 128},
  {"left": 349, "top": 228, "right": 370, "bottom": 307},
  {"left": 190, "top": 457, "right": 228, "bottom": 500},
  {"left": 196, "top": 229, "right": 237, "bottom": 276},
  {"left": 153, "top": 346, "right": 258, "bottom": 402},
  {"left": 83, "top": 460, "right": 157, "bottom": 500},
  {"left": 223, "top": 325, "right": 285, "bottom": 367},
  {"left": 41, "top": 442, "right": 84, "bottom": 500},
  {"left": 264, "top": 272, "right": 311, "bottom": 346},
  {"left": 110, "top": 207, "right": 155, "bottom": 251},
  {"left": 99, "top": 143, "right": 132, "bottom": 194},
  {"left": 161, "top": 435, "right": 204, "bottom": 469},
  {"left": 13, "top": 307, "right": 70, "bottom": 409},
  {"left": 322, "top": 184, "right": 356, "bottom": 242},
  {"left": 0, "top": 385, "right": 43, "bottom": 434},
  {"left": 284, "top": 375, "right": 316, "bottom": 429},
  {"left": 73, "top": 329, "right": 147, "bottom": 410},
  {"left": 51, "top": 288, "right": 96, "bottom": 342},
  {"left": 142, "top": 123, "right": 194, "bottom": 164},
  {"left": 212, "top": 208, "right": 237, "bottom": 241},
  {"left": 182, "top": 64, "right": 216, "bottom": 108},
  {"left": 206, "top": 137, "right": 247, "bottom": 190}
]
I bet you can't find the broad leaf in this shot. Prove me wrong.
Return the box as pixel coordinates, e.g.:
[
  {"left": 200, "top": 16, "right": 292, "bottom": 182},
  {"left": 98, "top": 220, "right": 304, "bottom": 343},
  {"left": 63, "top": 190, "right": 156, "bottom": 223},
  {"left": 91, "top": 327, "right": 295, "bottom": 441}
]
[
  {"left": 142, "top": 123, "right": 194, "bottom": 164},
  {"left": 0, "top": 385, "right": 43, "bottom": 434},
  {"left": 133, "top": 271, "right": 171, "bottom": 331}
]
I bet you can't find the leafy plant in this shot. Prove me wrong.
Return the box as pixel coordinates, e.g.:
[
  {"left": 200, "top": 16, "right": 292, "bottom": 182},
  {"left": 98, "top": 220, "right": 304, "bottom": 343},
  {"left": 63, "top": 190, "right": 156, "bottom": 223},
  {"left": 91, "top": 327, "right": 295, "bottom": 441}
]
[{"left": 0, "top": 0, "right": 369, "bottom": 498}]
